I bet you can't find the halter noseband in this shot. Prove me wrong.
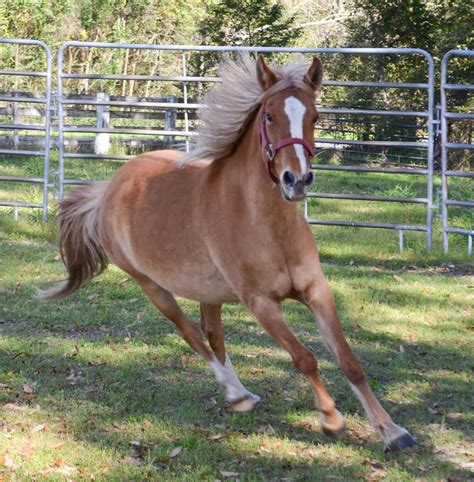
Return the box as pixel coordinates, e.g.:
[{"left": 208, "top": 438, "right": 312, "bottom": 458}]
[{"left": 259, "top": 108, "right": 315, "bottom": 185}]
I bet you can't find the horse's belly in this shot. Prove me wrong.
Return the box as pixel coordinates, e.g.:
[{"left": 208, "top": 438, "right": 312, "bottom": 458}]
[{"left": 145, "top": 262, "right": 239, "bottom": 304}]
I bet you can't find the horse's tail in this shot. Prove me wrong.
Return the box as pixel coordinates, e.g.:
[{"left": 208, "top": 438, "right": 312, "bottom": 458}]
[{"left": 39, "top": 182, "right": 109, "bottom": 300}]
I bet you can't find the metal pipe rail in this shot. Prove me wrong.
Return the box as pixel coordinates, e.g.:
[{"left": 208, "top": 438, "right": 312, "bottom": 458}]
[
  {"left": 57, "top": 42, "right": 435, "bottom": 251},
  {"left": 440, "top": 49, "right": 474, "bottom": 254},
  {"left": 0, "top": 38, "right": 52, "bottom": 220},
  {"left": 308, "top": 192, "right": 428, "bottom": 204}
]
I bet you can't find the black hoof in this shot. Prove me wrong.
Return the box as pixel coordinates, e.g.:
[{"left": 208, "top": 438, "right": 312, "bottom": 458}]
[
  {"left": 384, "top": 432, "right": 417, "bottom": 452},
  {"left": 322, "top": 422, "right": 346, "bottom": 439}
]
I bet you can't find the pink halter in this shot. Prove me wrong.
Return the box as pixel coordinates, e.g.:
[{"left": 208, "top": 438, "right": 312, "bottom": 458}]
[{"left": 259, "top": 108, "right": 315, "bottom": 185}]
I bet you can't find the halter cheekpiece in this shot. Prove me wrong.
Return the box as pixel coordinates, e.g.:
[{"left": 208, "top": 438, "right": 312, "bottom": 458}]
[{"left": 259, "top": 107, "right": 315, "bottom": 185}]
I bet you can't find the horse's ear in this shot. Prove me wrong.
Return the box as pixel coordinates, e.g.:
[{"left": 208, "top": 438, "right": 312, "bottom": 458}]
[
  {"left": 304, "top": 57, "right": 324, "bottom": 91},
  {"left": 256, "top": 54, "right": 278, "bottom": 91}
]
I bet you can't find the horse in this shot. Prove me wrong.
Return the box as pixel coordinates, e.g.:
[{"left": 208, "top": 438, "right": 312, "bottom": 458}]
[{"left": 41, "top": 55, "right": 416, "bottom": 452}]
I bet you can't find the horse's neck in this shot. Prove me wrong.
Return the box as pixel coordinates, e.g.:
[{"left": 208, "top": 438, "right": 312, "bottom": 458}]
[{"left": 222, "top": 114, "right": 299, "bottom": 223}]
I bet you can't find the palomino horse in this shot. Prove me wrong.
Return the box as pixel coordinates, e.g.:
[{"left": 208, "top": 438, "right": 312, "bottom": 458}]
[{"left": 42, "top": 55, "right": 416, "bottom": 451}]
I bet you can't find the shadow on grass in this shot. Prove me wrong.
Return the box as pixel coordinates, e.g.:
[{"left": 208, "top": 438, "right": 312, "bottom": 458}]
[
  {"left": 1, "top": 237, "right": 473, "bottom": 478},
  {"left": 1, "top": 289, "right": 472, "bottom": 479}
]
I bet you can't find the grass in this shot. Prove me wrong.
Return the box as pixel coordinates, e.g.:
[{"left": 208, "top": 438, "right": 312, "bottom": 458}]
[{"left": 0, "top": 157, "right": 473, "bottom": 481}]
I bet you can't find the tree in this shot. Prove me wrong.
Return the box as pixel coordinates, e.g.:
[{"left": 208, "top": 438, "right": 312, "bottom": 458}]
[
  {"left": 198, "top": 0, "right": 301, "bottom": 47},
  {"left": 339, "top": 0, "right": 473, "bottom": 168},
  {"left": 191, "top": 0, "right": 302, "bottom": 82}
]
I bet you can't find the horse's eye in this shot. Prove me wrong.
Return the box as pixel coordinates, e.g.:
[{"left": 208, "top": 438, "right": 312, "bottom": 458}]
[{"left": 265, "top": 113, "right": 273, "bottom": 123}]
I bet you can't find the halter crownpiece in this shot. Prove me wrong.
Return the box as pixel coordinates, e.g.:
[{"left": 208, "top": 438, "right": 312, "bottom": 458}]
[{"left": 259, "top": 108, "right": 315, "bottom": 185}]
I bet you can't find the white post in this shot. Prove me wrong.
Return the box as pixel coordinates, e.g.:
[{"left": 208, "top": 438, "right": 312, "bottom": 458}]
[{"left": 95, "top": 92, "right": 110, "bottom": 154}]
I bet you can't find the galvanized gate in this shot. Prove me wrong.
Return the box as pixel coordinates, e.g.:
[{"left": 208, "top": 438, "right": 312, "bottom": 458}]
[
  {"left": 440, "top": 50, "right": 474, "bottom": 254},
  {"left": 0, "top": 39, "right": 52, "bottom": 220},
  {"left": 56, "top": 43, "right": 435, "bottom": 250}
]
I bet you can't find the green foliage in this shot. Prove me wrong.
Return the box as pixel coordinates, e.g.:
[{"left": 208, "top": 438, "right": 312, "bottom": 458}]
[
  {"left": 321, "top": 0, "right": 473, "bottom": 170},
  {"left": 198, "top": 0, "right": 301, "bottom": 47},
  {"left": 345, "top": 0, "right": 474, "bottom": 55},
  {"left": 189, "top": 0, "right": 302, "bottom": 83}
]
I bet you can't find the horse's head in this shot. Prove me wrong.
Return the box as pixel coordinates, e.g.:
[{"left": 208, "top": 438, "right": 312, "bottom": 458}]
[{"left": 256, "top": 55, "right": 323, "bottom": 202}]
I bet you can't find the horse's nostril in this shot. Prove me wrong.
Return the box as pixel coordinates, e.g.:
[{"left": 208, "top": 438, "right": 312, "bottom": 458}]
[
  {"left": 304, "top": 171, "right": 314, "bottom": 187},
  {"left": 282, "top": 170, "right": 297, "bottom": 187}
]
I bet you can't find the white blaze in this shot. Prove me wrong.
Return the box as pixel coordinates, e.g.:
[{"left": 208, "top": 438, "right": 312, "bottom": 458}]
[{"left": 284, "top": 96, "right": 308, "bottom": 175}]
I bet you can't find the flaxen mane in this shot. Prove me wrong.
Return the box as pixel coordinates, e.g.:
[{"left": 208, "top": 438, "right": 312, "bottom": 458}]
[{"left": 185, "top": 55, "right": 313, "bottom": 163}]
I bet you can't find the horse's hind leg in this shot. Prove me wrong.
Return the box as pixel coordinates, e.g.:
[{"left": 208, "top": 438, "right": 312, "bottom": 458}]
[
  {"left": 246, "top": 296, "right": 346, "bottom": 436},
  {"left": 136, "top": 276, "right": 213, "bottom": 360},
  {"left": 303, "top": 279, "right": 417, "bottom": 452},
  {"left": 200, "top": 303, "right": 260, "bottom": 411},
  {"left": 134, "top": 275, "right": 258, "bottom": 410}
]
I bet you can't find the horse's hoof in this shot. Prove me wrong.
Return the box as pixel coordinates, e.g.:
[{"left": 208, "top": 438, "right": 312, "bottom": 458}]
[
  {"left": 320, "top": 409, "right": 346, "bottom": 438},
  {"left": 322, "top": 422, "right": 346, "bottom": 438},
  {"left": 230, "top": 393, "right": 260, "bottom": 412},
  {"left": 384, "top": 432, "right": 417, "bottom": 452}
]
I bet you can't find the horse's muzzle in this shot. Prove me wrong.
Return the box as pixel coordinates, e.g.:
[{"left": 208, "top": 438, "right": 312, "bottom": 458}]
[{"left": 281, "top": 170, "right": 314, "bottom": 202}]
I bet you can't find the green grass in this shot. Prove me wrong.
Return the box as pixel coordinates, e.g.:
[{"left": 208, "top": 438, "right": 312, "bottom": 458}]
[{"left": 0, "top": 158, "right": 473, "bottom": 481}]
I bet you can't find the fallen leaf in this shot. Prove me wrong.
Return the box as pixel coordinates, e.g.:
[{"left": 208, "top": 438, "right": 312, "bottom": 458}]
[
  {"left": 13, "top": 282, "right": 21, "bottom": 294},
  {"left": 220, "top": 470, "right": 240, "bottom": 478},
  {"left": 207, "top": 433, "right": 225, "bottom": 441},
  {"left": 118, "top": 277, "right": 129, "bottom": 285},
  {"left": 393, "top": 275, "right": 403, "bottom": 282},
  {"left": 446, "top": 412, "right": 462, "bottom": 420},
  {"left": 363, "top": 458, "right": 386, "bottom": 478},
  {"left": 181, "top": 354, "right": 187, "bottom": 369},
  {"left": 23, "top": 384, "right": 34, "bottom": 394},
  {"left": 56, "top": 464, "right": 77, "bottom": 476},
  {"left": 20, "top": 437, "right": 33, "bottom": 458},
  {"left": 31, "top": 423, "right": 47, "bottom": 433},
  {"left": 143, "top": 419, "right": 153, "bottom": 429},
  {"left": 54, "top": 457, "right": 63, "bottom": 466},
  {"left": 123, "top": 455, "right": 141, "bottom": 466},
  {"left": 169, "top": 446, "right": 182, "bottom": 458},
  {"left": 105, "top": 422, "right": 123, "bottom": 432},
  {"left": 3, "top": 403, "right": 27, "bottom": 411},
  {"left": 399, "top": 344, "right": 405, "bottom": 353},
  {"left": 2, "top": 455, "right": 19, "bottom": 469},
  {"left": 87, "top": 293, "right": 99, "bottom": 300}
]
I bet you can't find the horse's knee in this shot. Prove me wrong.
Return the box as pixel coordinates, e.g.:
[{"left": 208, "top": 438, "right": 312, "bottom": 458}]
[{"left": 293, "top": 350, "right": 318, "bottom": 376}]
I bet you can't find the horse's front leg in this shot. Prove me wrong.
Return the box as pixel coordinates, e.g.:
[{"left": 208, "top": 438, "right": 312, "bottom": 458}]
[
  {"left": 302, "top": 279, "right": 417, "bottom": 451},
  {"left": 246, "top": 296, "right": 346, "bottom": 437}
]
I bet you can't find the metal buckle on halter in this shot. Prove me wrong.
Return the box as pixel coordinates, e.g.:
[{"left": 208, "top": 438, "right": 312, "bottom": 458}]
[{"left": 266, "top": 144, "right": 275, "bottom": 161}]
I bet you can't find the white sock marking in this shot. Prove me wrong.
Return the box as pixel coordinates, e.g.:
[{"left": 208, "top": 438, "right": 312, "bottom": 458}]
[
  {"left": 210, "top": 354, "right": 259, "bottom": 403},
  {"left": 284, "top": 96, "right": 308, "bottom": 175},
  {"left": 350, "top": 383, "right": 407, "bottom": 443}
]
